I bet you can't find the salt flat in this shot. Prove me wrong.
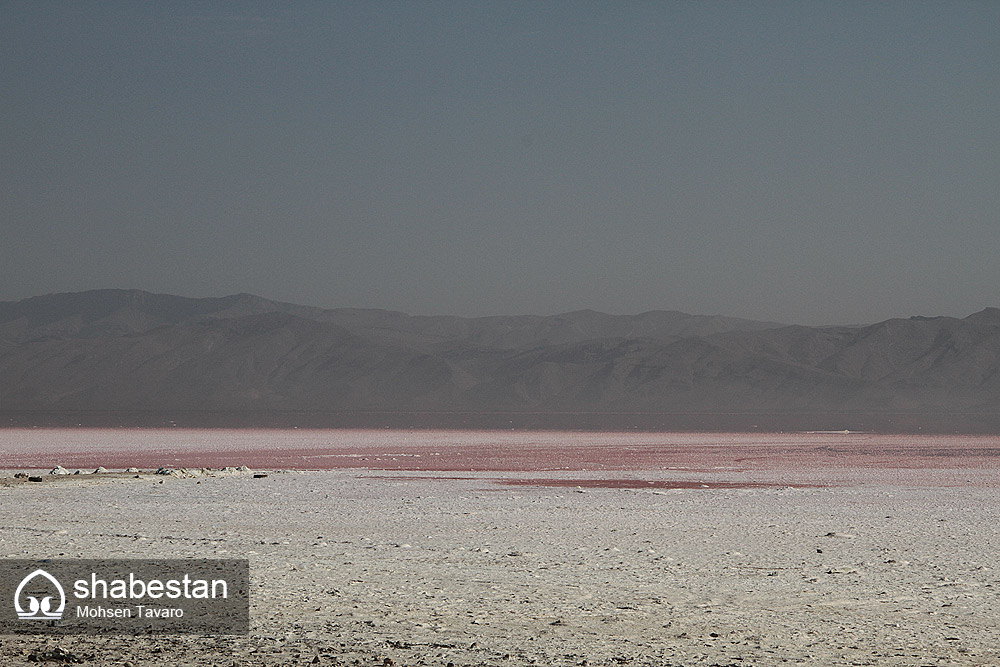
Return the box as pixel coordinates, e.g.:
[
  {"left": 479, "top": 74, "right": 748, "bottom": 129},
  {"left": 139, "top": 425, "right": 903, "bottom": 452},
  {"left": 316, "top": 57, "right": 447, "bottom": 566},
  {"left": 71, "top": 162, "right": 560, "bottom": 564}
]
[{"left": 0, "top": 431, "right": 998, "bottom": 665}]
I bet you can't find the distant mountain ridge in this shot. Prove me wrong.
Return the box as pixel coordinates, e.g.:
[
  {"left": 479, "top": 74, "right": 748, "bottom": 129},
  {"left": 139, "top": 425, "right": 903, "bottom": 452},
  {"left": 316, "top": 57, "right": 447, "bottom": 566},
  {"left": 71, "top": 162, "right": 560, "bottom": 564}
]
[
  {"left": 0, "top": 289, "right": 784, "bottom": 347},
  {"left": 2, "top": 290, "right": 999, "bottom": 432}
]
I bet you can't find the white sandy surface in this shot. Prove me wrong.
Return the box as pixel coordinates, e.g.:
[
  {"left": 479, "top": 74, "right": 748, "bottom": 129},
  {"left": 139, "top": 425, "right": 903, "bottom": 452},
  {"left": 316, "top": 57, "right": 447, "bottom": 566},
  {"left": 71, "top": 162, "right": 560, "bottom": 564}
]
[{"left": 1, "top": 462, "right": 998, "bottom": 666}]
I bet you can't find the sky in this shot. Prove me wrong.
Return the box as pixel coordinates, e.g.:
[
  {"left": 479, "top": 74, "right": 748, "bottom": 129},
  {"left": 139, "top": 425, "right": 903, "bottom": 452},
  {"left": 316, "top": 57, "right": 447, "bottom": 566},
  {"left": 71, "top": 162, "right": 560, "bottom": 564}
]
[{"left": 2, "top": 1, "right": 998, "bottom": 325}]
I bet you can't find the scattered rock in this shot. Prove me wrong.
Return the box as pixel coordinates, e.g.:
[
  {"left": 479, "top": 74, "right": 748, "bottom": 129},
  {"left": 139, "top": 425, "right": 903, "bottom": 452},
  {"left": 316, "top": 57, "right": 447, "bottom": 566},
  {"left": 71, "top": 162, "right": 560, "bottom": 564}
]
[
  {"left": 93, "top": 466, "right": 107, "bottom": 474},
  {"left": 14, "top": 472, "right": 27, "bottom": 479},
  {"left": 27, "top": 646, "right": 94, "bottom": 663},
  {"left": 49, "top": 465, "right": 70, "bottom": 475},
  {"left": 155, "top": 467, "right": 172, "bottom": 475},
  {"left": 125, "top": 467, "right": 140, "bottom": 473}
]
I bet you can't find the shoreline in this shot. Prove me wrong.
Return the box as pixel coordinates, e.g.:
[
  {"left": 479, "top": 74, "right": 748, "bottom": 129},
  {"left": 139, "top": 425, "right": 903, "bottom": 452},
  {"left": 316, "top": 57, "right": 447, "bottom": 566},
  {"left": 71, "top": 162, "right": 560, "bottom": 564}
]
[
  {"left": 2, "top": 429, "right": 998, "bottom": 488},
  {"left": 7, "top": 410, "right": 1000, "bottom": 433}
]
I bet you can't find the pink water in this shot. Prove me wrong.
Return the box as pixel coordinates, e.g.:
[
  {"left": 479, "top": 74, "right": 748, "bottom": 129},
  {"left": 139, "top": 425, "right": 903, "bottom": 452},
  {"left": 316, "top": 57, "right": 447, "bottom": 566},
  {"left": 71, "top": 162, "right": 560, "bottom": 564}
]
[{"left": 0, "top": 429, "right": 998, "bottom": 487}]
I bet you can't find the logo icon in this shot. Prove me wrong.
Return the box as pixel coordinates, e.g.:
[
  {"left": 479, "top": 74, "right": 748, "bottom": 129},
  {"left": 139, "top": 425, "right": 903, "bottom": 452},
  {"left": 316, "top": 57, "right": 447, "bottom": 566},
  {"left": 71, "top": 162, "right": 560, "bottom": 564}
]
[{"left": 14, "top": 569, "right": 66, "bottom": 621}]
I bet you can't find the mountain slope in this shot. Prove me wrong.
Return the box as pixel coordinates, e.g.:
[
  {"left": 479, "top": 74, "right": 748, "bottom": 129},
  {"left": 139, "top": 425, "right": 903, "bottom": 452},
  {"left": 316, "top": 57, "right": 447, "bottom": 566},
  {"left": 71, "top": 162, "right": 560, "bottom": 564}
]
[
  {"left": 2, "top": 291, "right": 999, "bottom": 430},
  {"left": 0, "top": 290, "right": 783, "bottom": 347}
]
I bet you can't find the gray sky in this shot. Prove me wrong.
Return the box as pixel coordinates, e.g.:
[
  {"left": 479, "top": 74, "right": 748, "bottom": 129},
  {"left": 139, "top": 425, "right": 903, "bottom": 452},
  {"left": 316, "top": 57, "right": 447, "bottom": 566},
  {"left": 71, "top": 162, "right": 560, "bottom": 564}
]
[{"left": 2, "top": 1, "right": 998, "bottom": 325}]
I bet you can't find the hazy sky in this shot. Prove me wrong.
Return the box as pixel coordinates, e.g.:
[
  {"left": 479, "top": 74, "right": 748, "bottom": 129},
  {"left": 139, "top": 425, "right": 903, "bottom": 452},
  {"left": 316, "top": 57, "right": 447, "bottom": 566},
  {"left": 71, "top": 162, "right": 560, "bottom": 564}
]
[{"left": 2, "top": 2, "right": 998, "bottom": 325}]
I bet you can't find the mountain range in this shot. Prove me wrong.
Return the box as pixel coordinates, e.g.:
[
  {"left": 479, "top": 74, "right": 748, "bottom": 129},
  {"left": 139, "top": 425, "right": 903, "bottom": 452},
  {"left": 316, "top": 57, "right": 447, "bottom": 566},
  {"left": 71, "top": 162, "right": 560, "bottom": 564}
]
[{"left": 3, "top": 290, "right": 999, "bottom": 432}]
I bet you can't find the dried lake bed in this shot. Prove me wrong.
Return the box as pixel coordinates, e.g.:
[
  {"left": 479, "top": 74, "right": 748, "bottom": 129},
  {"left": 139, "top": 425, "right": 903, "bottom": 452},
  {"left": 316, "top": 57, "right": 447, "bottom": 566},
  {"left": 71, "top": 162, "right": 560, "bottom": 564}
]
[{"left": 0, "top": 429, "right": 998, "bottom": 665}]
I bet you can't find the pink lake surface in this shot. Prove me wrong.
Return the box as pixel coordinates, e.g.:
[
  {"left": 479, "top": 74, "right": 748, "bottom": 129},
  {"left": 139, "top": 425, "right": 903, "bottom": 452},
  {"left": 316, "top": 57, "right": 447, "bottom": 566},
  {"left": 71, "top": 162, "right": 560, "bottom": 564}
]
[{"left": 0, "top": 429, "right": 998, "bottom": 488}]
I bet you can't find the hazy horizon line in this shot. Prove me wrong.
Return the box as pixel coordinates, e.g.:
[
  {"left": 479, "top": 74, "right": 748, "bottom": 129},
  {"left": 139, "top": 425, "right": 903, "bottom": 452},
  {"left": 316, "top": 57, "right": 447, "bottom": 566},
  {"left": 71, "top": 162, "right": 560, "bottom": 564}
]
[{"left": 3, "top": 286, "right": 993, "bottom": 329}]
